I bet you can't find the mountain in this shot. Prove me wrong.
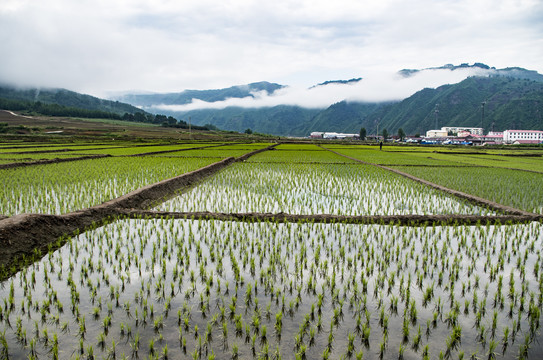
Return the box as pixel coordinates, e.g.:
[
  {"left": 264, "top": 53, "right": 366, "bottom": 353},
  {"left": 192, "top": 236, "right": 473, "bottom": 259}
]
[
  {"left": 399, "top": 63, "right": 543, "bottom": 82},
  {"left": 169, "top": 106, "right": 320, "bottom": 136},
  {"left": 310, "top": 78, "right": 362, "bottom": 89},
  {"left": 296, "top": 101, "right": 387, "bottom": 135},
  {"left": 353, "top": 76, "right": 543, "bottom": 135},
  {"left": 174, "top": 71, "right": 543, "bottom": 137},
  {"left": 112, "top": 81, "right": 284, "bottom": 107},
  {"left": 2, "top": 63, "right": 541, "bottom": 137},
  {"left": 0, "top": 85, "right": 144, "bottom": 115}
]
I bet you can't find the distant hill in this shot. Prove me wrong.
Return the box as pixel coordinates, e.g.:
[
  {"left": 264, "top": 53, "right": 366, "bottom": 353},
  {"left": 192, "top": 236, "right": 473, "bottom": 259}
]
[
  {"left": 399, "top": 63, "right": 543, "bottom": 82},
  {"left": 310, "top": 78, "right": 362, "bottom": 89},
  {"left": 356, "top": 76, "right": 543, "bottom": 135},
  {"left": 296, "top": 101, "right": 387, "bottom": 135},
  {"left": 165, "top": 75, "right": 543, "bottom": 136},
  {"left": 0, "top": 85, "right": 144, "bottom": 116},
  {"left": 2, "top": 63, "right": 541, "bottom": 137},
  {"left": 113, "top": 81, "right": 284, "bottom": 107},
  {"left": 170, "top": 105, "right": 320, "bottom": 136}
]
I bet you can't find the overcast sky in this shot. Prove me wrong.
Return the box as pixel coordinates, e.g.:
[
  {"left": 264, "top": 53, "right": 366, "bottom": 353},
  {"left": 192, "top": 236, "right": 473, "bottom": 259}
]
[{"left": 1, "top": 0, "right": 542, "bottom": 105}]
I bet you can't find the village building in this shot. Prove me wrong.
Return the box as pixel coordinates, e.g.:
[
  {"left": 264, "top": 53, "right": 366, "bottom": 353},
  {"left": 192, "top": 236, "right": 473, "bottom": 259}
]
[{"left": 503, "top": 130, "right": 543, "bottom": 144}]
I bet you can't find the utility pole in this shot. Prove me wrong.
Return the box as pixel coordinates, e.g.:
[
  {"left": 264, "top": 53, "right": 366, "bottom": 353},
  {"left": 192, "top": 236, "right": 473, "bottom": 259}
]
[{"left": 481, "top": 101, "right": 486, "bottom": 135}]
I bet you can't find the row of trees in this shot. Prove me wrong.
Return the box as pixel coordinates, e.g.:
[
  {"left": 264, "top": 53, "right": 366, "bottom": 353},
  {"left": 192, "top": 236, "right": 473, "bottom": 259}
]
[
  {"left": 0, "top": 97, "right": 217, "bottom": 131},
  {"left": 359, "top": 127, "right": 407, "bottom": 141},
  {"left": 121, "top": 112, "right": 217, "bottom": 130}
]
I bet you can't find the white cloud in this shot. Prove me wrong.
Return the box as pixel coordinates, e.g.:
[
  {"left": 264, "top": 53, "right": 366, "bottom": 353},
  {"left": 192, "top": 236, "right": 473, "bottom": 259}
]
[
  {"left": 0, "top": 0, "right": 542, "bottom": 97},
  {"left": 151, "top": 67, "right": 490, "bottom": 111}
]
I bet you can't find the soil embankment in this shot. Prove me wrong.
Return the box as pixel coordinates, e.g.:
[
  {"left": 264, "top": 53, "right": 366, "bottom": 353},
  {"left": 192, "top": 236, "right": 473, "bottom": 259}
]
[
  {"left": 0, "top": 154, "right": 110, "bottom": 169},
  {"left": 120, "top": 210, "right": 543, "bottom": 226}
]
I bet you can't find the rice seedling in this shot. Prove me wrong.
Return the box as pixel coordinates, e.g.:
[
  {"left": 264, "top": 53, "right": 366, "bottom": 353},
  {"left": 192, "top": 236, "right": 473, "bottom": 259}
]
[
  {"left": 157, "top": 161, "right": 492, "bottom": 216},
  {"left": 1, "top": 157, "right": 218, "bottom": 215},
  {"left": 0, "top": 151, "right": 542, "bottom": 360}
]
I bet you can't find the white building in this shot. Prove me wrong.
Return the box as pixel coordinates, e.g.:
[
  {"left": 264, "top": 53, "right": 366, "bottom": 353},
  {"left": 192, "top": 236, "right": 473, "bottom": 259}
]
[
  {"left": 310, "top": 131, "right": 359, "bottom": 139},
  {"left": 427, "top": 126, "right": 483, "bottom": 138},
  {"left": 310, "top": 132, "right": 324, "bottom": 139},
  {"left": 503, "top": 130, "right": 543, "bottom": 144},
  {"left": 441, "top": 126, "right": 483, "bottom": 136},
  {"left": 322, "top": 132, "right": 358, "bottom": 139},
  {"left": 426, "top": 129, "right": 448, "bottom": 138}
]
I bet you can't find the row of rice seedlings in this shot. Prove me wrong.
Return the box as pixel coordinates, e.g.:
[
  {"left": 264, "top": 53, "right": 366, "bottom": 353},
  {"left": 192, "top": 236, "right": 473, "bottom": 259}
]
[
  {"left": 403, "top": 152, "right": 543, "bottom": 173},
  {"left": 0, "top": 144, "right": 127, "bottom": 154},
  {"left": 152, "top": 149, "right": 254, "bottom": 159},
  {"left": 0, "top": 218, "right": 541, "bottom": 359},
  {"left": 158, "top": 162, "right": 495, "bottom": 216},
  {"left": 324, "top": 146, "right": 464, "bottom": 166},
  {"left": 248, "top": 145, "right": 357, "bottom": 163},
  {"left": 393, "top": 166, "right": 543, "bottom": 214},
  {"left": 0, "top": 153, "right": 88, "bottom": 161},
  {"left": 67, "top": 143, "right": 216, "bottom": 156},
  {"left": 0, "top": 157, "right": 218, "bottom": 215}
]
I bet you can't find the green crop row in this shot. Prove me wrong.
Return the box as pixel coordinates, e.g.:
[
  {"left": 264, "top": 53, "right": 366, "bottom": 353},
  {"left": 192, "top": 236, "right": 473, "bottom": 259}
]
[
  {"left": 0, "top": 157, "right": 218, "bottom": 216},
  {"left": 249, "top": 147, "right": 357, "bottom": 163},
  {"left": 158, "top": 162, "right": 493, "bottom": 216},
  {"left": 393, "top": 166, "right": 543, "bottom": 214},
  {"left": 68, "top": 144, "right": 219, "bottom": 156}
]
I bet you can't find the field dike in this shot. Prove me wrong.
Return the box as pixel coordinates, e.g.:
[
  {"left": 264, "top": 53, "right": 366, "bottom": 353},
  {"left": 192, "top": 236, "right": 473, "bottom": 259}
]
[
  {"left": 0, "top": 154, "right": 111, "bottom": 169},
  {"left": 119, "top": 210, "right": 543, "bottom": 226},
  {"left": 0, "top": 143, "right": 278, "bottom": 276}
]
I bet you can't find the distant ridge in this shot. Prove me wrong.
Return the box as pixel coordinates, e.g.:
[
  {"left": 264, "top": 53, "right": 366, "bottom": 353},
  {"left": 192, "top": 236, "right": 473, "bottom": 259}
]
[
  {"left": 112, "top": 81, "right": 284, "bottom": 107},
  {"left": 310, "top": 78, "right": 363, "bottom": 88},
  {"left": 1, "top": 63, "right": 542, "bottom": 137},
  {"left": 0, "top": 85, "right": 144, "bottom": 115},
  {"left": 399, "top": 63, "right": 543, "bottom": 82}
]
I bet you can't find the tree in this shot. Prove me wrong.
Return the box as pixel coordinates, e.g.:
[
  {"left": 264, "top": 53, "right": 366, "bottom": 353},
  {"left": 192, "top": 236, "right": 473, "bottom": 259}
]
[
  {"left": 244, "top": 128, "right": 253, "bottom": 134},
  {"left": 359, "top": 127, "right": 367, "bottom": 141},
  {"left": 398, "top": 128, "right": 406, "bottom": 141},
  {"left": 382, "top": 128, "right": 389, "bottom": 140}
]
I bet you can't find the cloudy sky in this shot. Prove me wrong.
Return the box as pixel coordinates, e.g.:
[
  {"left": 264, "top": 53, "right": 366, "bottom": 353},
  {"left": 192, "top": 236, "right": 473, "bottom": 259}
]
[{"left": 1, "top": 0, "right": 542, "bottom": 105}]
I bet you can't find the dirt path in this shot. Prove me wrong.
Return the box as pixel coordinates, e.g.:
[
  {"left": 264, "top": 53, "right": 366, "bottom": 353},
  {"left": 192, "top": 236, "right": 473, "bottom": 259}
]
[
  {"left": 120, "top": 209, "right": 543, "bottom": 226},
  {"left": 320, "top": 145, "right": 537, "bottom": 217},
  {"left": 0, "top": 154, "right": 111, "bottom": 169},
  {"left": 2, "top": 110, "right": 34, "bottom": 119}
]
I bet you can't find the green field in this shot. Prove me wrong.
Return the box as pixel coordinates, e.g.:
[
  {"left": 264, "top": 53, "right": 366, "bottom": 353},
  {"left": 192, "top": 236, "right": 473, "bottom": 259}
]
[{"left": 0, "top": 140, "right": 542, "bottom": 360}]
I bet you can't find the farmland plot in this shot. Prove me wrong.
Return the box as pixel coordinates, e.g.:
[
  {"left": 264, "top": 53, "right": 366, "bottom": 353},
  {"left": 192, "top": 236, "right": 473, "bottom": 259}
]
[
  {"left": 1, "top": 140, "right": 543, "bottom": 360},
  {"left": 0, "top": 157, "right": 219, "bottom": 216},
  {"left": 393, "top": 166, "right": 543, "bottom": 215},
  {"left": 0, "top": 218, "right": 541, "bottom": 359},
  {"left": 157, "top": 162, "right": 495, "bottom": 216}
]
